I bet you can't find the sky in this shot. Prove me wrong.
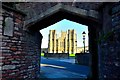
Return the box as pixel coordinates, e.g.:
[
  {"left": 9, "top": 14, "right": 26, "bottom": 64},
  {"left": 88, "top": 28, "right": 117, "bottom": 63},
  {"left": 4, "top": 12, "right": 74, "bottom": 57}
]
[{"left": 40, "top": 19, "right": 88, "bottom": 48}]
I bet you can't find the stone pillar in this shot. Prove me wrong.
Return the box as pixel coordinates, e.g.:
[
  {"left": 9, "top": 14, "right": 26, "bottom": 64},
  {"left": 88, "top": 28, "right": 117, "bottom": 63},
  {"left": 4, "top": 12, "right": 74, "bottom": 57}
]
[
  {"left": 68, "top": 30, "right": 71, "bottom": 54},
  {"left": 73, "top": 30, "right": 77, "bottom": 54},
  {"left": 48, "top": 30, "right": 53, "bottom": 53},
  {"left": 57, "top": 38, "right": 61, "bottom": 53},
  {"left": 53, "top": 31, "right": 56, "bottom": 53},
  {"left": 65, "top": 34, "right": 68, "bottom": 53},
  {"left": 56, "top": 39, "right": 58, "bottom": 53}
]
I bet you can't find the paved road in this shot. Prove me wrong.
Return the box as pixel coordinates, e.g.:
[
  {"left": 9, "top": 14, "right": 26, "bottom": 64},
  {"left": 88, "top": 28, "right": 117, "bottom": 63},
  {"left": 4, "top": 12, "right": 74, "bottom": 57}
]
[{"left": 40, "top": 57, "right": 90, "bottom": 79}]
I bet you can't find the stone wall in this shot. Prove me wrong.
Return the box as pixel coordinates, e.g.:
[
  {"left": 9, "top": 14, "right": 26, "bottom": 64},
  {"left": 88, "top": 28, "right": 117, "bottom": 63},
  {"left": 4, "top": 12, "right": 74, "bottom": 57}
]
[
  {"left": 75, "top": 53, "right": 91, "bottom": 66},
  {"left": 1, "top": 5, "right": 42, "bottom": 79},
  {"left": 98, "top": 3, "right": 120, "bottom": 79},
  {"left": 0, "top": 4, "right": 3, "bottom": 79},
  {"left": 22, "top": 30, "right": 42, "bottom": 78}
]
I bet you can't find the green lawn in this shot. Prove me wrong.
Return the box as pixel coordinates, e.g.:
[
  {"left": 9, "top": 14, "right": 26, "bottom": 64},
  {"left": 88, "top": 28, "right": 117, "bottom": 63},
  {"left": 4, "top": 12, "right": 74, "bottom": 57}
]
[
  {"left": 41, "top": 53, "right": 44, "bottom": 57},
  {"left": 69, "top": 53, "right": 75, "bottom": 57},
  {"left": 41, "top": 53, "right": 75, "bottom": 57}
]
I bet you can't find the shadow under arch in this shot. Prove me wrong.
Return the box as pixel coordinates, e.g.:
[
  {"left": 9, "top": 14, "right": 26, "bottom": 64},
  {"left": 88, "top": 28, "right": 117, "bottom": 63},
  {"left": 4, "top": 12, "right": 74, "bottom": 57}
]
[{"left": 26, "top": 3, "right": 101, "bottom": 80}]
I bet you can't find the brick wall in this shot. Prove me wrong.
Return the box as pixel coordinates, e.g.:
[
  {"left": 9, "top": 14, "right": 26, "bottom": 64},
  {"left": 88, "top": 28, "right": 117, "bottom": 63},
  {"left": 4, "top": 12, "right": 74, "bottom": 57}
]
[
  {"left": 0, "top": 6, "right": 3, "bottom": 79},
  {"left": 22, "top": 31, "right": 42, "bottom": 78},
  {"left": 1, "top": 7, "right": 42, "bottom": 79}
]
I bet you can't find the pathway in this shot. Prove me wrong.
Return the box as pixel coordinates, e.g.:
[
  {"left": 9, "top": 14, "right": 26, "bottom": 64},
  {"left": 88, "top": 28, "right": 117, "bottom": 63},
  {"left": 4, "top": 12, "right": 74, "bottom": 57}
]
[{"left": 40, "top": 57, "right": 90, "bottom": 80}]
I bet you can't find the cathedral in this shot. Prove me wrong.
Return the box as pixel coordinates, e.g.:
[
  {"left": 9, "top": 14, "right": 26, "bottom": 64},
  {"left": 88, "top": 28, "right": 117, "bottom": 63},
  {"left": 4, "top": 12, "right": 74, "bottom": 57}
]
[{"left": 48, "top": 29, "right": 77, "bottom": 54}]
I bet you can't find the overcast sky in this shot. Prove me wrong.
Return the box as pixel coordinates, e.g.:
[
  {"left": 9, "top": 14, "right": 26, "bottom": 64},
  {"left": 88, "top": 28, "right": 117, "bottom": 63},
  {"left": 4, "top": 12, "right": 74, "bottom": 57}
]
[{"left": 40, "top": 19, "right": 88, "bottom": 48}]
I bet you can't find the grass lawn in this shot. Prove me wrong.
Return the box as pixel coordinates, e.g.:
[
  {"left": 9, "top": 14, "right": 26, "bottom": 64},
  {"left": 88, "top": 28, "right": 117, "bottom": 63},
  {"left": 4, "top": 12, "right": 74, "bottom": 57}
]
[
  {"left": 41, "top": 53, "right": 44, "bottom": 57},
  {"left": 69, "top": 53, "right": 75, "bottom": 57},
  {"left": 41, "top": 53, "right": 75, "bottom": 57}
]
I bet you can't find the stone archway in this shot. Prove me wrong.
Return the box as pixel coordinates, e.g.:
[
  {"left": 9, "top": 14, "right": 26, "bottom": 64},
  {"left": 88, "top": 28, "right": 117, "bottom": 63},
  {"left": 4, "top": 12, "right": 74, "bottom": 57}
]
[
  {"left": 26, "top": 3, "right": 101, "bottom": 79},
  {"left": 1, "top": 2, "right": 120, "bottom": 79}
]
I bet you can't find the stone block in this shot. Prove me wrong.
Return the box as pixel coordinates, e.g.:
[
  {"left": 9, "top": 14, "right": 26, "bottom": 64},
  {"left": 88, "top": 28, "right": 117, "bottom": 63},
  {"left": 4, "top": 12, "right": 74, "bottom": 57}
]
[
  {"left": 0, "top": 28, "right": 2, "bottom": 33},
  {"left": 4, "top": 61, "right": 11, "bottom": 65},
  {"left": 9, "top": 72, "right": 15, "bottom": 75},
  {"left": 2, "top": 50, "right": 10, "bottom": 53},
  {"left": 0, "top": 66, "right": 1, "bottom": 70},
  {"left": 14, "top": 27, "right": 19, "bottom": 31},
  {"left": 3, "top": 17, "right": 14, "bottom": 37},
  {"left": 0, "top": 62, "right": 3, "bottom": 66},
  {"left": 0, "top": 16, "right": 3, "bottom": 20},
  {"left": 0, "top": 20, "right": 2, "bottom": 25},
  {"left": 10, "top": 47, "right": 17, "bottom": 52},
  {"left": 3, "top": 65, "right": 16, "bottom": 70},
  {"left": 0, "top": 24, "right": 2, "bottom": 28},
  {"left": 11, "top": 61, "right": 19, "bottom": 64},
  {"left": 89, "top": 10, "right": 99, "bottom": 18}
]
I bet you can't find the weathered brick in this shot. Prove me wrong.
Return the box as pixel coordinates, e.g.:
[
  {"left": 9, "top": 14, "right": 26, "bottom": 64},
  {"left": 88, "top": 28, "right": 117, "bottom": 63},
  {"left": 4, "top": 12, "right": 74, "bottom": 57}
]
[
  {"left": 0, "top": 16, "right": 3, "bottom": 20},
  {"left": 0, "top": 66, "right": 1, "bottom": 70},
  {"left": 7, "top": 75, "right": 16, "bottom": 78},
  {"left": 0, "top": 63, "right": 3, "bottom": 66},
  {"left": 2, "top": 50, "right": 10, "bottom": 53},
  {"left": 3, "top": 65, "right": 16, "bottom": 70},
  {"left": 11, "top": 61, "right": 19, "bottom": 64},
  {"left": 14, "top": 51, "right": 21, "bottom": 55},
  {"left": 0, "top": 28, "right": 2, "bottom": 33},
  {"left": 2, "top": 39, "right": 11, "bottom": 42},
  {"left": 11, "top": 40, "right": 18, "bottom": 43},
  {"left": 15, "top": 18, "right": 22, "bottom": 23},
  {"left": 9, "top": 72, "right": 16, "bottom": 75},
  {"left": 4, "top": 61, "right": 11, "bottom": 65},
  {"left": 14, "top": 27, "right": 19, "bottom": 31},
  {"left": 2, "top": 36, "right": 9, "bottom": 39},
  {"left": 1, "top": 47, "right": 10, "bottom": 50},
  {"left": 0, "top": 57, "right": 4, "bottom": 59},
  {"left": 0, "top": 24, "right": 2, "bottom": 29},
  {"left": 10, "top": 47, "right": 17, "bottom": 52},
  {"left": 0, "top": 20, "right": 2, "bottom": 25},
  {"left": 2, "top": 73, "right": 9, "bottom": 77}
]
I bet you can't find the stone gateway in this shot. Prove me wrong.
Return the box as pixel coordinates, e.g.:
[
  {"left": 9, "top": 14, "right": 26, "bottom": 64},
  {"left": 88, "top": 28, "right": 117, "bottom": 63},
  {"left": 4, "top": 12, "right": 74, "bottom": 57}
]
[{"left": 0, "top": 2, "right": 120, "bottom": 80}]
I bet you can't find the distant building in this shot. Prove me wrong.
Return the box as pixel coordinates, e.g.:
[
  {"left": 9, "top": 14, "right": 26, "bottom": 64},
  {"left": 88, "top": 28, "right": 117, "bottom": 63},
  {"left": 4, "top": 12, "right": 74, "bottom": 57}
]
[
  {"left": 41, "top": 47, "right": 88, "bottom": 54},
  {"left": 77, "top": 46, "right": 89, "bottom": 53},
  {"left": 48, "top": 29, "right": 78, "bottom": 54}
]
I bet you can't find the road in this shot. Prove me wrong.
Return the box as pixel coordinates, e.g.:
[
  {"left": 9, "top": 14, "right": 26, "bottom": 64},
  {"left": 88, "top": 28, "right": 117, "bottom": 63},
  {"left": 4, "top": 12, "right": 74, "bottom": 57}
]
[{"left": 40, "top": 57, "right": 90, "bottom": 80}]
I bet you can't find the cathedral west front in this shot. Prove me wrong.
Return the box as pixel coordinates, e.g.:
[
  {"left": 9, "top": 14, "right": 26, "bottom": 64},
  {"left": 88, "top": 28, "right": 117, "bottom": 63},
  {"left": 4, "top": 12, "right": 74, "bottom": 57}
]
[{"left": 48, "top": 29, "right": 77, "bottom": 54}]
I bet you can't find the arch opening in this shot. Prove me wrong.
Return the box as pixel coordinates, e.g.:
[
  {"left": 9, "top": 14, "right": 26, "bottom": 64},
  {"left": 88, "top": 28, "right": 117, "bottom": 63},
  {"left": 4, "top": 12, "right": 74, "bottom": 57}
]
[{"left": 27, "top": 5, "right": 100, "bottom": 79}]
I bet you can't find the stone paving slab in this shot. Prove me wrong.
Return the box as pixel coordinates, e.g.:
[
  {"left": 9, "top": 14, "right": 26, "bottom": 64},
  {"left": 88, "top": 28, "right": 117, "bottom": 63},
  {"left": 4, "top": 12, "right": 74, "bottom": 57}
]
[
  {"left": 41, "top": 57, "right": 90, "bottom": 75},
  {"left": 41, "top": 66, "right": 87, "bottom": 79},
  {"left": 40, "top": 57, "right": 91, "bottom": 80}
]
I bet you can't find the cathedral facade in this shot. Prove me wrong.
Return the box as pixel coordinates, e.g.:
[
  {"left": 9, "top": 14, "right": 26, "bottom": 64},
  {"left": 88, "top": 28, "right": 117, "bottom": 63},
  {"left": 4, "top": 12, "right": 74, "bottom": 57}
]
[{"left": 48, "top": 29, "right": 77, "bottom": 54}]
